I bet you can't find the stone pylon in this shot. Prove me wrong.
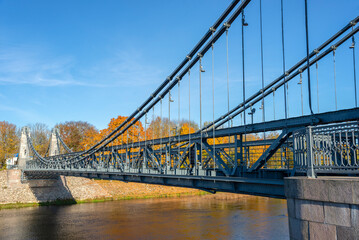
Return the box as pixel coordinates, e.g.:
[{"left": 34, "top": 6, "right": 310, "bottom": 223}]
[
  {"left": 17, "top": 126, "right": 31, "bottom": 169},
  {"left": 49, "top": 128, "right": 60, "bottom": 156}
]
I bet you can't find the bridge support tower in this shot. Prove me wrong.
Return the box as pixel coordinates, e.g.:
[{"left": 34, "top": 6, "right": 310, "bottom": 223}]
[
  {"left": 285, "top": 177, "right": 359, "bottom": 239},
  {"left": 17, "top": 126, "right": 31, "bottom": 169},
  {"left": 49, "top": 128, "right": 60, "bottom": 156}
]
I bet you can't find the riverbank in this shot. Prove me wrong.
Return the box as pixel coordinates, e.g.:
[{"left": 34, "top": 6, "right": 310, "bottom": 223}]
[
  {"left": 0, "top": 191, "right": 210, "bottom": 210},
  {"left": 0, "top": 170, "right": 207, "bottom": 209}
]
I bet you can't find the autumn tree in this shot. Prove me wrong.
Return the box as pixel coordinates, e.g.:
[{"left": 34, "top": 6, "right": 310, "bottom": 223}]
[
  {"left": 0, "top": 121, "right": 19, "bottom": 167},
  {"left": 28, "top": 123, "right": 50, "bottom": 156},
  {"left": 99, "top": 115, "right": 145, "bottom": 146},
  {"left": 179, "top": 122, "right": 196, "bottom": 135},
  {"left": 55, "top": 121, "right": 99, "bottom": 152},
  {"left": 147, "top": 117, "right": 176, "bottom": 139}
]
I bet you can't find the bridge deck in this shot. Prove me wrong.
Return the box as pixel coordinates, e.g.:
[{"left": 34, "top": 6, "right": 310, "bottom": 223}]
[{"left": 24, "top": 169, "right": 286, "bottom": 198}]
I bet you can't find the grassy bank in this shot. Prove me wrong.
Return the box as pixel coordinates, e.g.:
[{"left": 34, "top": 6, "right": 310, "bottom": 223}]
[{"left": 0, "top": 190, "right": 209, "bottom": 210}]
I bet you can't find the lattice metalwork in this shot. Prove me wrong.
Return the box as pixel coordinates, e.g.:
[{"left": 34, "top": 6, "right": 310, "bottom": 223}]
[{"left": 294, "top": 121, "right": 359, "bottom": 175}]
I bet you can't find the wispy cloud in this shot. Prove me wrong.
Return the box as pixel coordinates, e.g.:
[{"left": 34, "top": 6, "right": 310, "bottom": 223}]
[
  {"left": 0, "top": 45, "right": 165, "bottom": 88},
  {"left": 0, "top": 104, "right": 41, "bottom": 122},
  {"left": 0, "top": 45, "right": 104, "bottom": 87},
  {"left": 82, "top": 49, "right": 165, "bottom": 87}
]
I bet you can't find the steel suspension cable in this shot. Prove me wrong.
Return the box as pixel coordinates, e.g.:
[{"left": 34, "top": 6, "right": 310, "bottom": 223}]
[
  {"left": 351, "top": 28, "right": 357, "bottom": 107},
  {"left": 144, "top": 113, "right": 148, "bottom": 169},
  {"left": 57, "top": 11, "right": 357, "bottom": 168},
  {"left": 280, "top": 0, "right": 288, "bottom": 119},
  {"left": 75, "top": 0, "right": 253, "bottom": 165},
  {"left": 81, "top": 0, "right": 251, "bottom": 169},
  {"left": 168, "top": 90, "right": 173, "bottom": 170},
  {"left": 299, "top": 70, "right": 304, "bottom": 115},
  {"left": 315, "top": 51, "right": 319, "bottom": 112},
  {"left": 333, "top": 48, "right": 338, "bottom": 110},
  {"left": 211, "top": 30, "right": 216, "bottom": 173},
  {"left": 178, "top": 78, "right": 181, "bottom": 166},
  {"left": 280, "top": 0, "right": 287, "bottom": 119},
  {"left": 241, "top": 9, "right": 247, "bottom": 166},
  {"left": 122, "top": 133, "right": 124, "bottom": 156},
  {"left": 200, "top": 17, "right": 359, "bottom": 133},
  {"left": 152, "top": 106, "right": 155, "bottom": 155},
  {"left": 280, "top": 0, "right": 288, "bottom": 162},
  {"left": 131, "top": 126, "right": 134, "bottom": 165},
  {"left": 188, "top": 61, "right": 192, "bottom": 172},
  {"left": 216, "top": 27, "right": 359, "bottom": 127},
  {"left": 259, "top": 0, "right": 266, "bottom": 141},
  {"left": 273, "top": 88, "right": 276, "bottom": 120},
  {"left": 226, "top": 27, "right": 230, "bottom": 126},
  {"left": 199, "top": 56, "right": 203, "bottom": 167},
  {"left": 225, "top": 23, "right": 231, "bottom": 157},
  {"left": 242, "top": 10, "right": 247, "bottom": 126},
  {"left": 57, "top": 0, "right": 246, "bottom": 164},
  {"left": 66, "top": 23, "right": 358, "bottom": 168},
  {"left": 160, "top": 99, "right": 163, "bottom": 166},
  {"left": 304, "top": 0, "right": 314, "bottom": 114}
]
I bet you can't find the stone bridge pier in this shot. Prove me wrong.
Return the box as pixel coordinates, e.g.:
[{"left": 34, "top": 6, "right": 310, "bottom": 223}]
[{"left": 285, "top": 177, "right": 359, "bottom": 240}]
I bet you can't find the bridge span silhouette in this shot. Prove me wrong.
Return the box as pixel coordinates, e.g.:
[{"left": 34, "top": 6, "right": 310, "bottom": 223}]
[{"left": 11, "top": 1, "right": 359, "bottom": 238}]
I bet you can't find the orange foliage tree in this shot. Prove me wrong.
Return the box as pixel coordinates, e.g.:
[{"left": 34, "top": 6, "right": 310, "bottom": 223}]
[
  {"left": 55, "top": 121, "right": 99, "bottom": 152},
  {"left": 99, "top": 116, "right": 145, "bottom": 146},
  {"left": 0, "top": 121, "right": 19, "bottom": 167}
]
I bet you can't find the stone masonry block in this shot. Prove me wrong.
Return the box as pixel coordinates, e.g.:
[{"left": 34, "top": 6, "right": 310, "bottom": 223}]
[
  {"left": 7, "top": 169, "right": 22, "bottom": 187},
  {"left": 302, "top": 179, "right": 329, "bottom": 202},
  {"left": 336, "top": 226, "right": 359, "bottom": 240},
  {"left": 309, "top": 222, "right": 336, "bottom": 240},
  {"left": 295, "top": 199, "right": 324, "bottom": 222},
  {"left": 353, "top": 181, "right": 359, "bottom": 205},
  {"left": 328, "top": 180, "right": 353, "bottom": 204},
  {"left": 351, "top": 205, "right": 359, "bottom": 229},
  {"left": 284, "top": 178, "right": 305, "bottom": 199},
  {"left": 287, "top": 198, "right": 295, "bottom": 218},
  {"left": 288, "top": 217, "right": 308, "bottom": 240},
  {"left": 324, "top": 202, "right": 351, "bottom": 227}
]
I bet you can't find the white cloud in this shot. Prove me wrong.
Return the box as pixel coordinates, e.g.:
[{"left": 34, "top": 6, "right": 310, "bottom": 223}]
[
  {"left": 0, "top": 45, "right": 165, "bottom": 88},
  {"left": 82, "top": 49, "right": 165, "bottom": 87},
  {"left": 0, "top": 104, "right": 41, "bottom": 122},
  {"left": 0, "top": 45, "right": 102, "bottom": 87}
]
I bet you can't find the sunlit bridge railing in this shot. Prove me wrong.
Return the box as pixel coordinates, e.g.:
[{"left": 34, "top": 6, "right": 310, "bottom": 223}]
[{"left": 294, "top": 121, "right": 359, "bottom": 175}]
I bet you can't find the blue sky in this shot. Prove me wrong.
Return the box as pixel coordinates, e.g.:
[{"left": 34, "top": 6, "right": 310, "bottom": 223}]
[{"left": 0, "top": 0, "right": 358, "bottom": 130}]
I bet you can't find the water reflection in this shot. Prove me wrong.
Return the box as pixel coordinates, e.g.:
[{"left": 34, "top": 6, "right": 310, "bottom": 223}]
[{"left": 0, "top": 194, "right": 288, "bottom": 240}]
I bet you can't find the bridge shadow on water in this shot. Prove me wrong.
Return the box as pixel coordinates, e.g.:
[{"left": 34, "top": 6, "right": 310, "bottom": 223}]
[{"left": 4, "top": 177, "right": 80, "bottom": 240}]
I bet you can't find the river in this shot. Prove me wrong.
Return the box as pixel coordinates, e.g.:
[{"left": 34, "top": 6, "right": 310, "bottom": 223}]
[{"left": 0, "top": 194, "right": 289, "bottom": 240}]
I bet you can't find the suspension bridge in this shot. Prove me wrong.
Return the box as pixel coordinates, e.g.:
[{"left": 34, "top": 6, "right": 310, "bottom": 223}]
[{"left": 14, "top": 0, "right": 359, "bottom": 201}]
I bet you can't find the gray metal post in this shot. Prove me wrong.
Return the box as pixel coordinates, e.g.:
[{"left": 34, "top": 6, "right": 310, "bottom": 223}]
[{"left": 307, "top": 126, "right": 316, "bottom": 178}]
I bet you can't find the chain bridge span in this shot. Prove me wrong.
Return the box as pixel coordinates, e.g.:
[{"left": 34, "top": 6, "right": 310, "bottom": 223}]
[{"left": 14, "top": 0, "right": 359, "bottom": 202}]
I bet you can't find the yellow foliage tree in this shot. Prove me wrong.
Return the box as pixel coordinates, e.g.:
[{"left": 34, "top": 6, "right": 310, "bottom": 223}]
[{"left": 0, "top": 121, "right": 19, "bottom": 167}]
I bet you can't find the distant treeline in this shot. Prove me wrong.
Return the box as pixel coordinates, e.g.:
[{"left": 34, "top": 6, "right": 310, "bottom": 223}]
[
  {"left": 0, "top": 116, "right": 279, "bottom": 168},
  {"left": 0, "top": 116, "right": 199, "bottom": 167}
]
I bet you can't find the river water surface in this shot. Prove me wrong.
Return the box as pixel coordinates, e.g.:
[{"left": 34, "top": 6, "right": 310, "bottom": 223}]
[{"left": 0, "top": 194, "right": 288, "bottom": 240}]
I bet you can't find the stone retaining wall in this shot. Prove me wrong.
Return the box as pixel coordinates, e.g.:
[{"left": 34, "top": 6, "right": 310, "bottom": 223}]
[
  {"left": 285, "top": 177, "right": 359, "bottom": 240},
  {"left": 0, "top": 170, "right": 201, "bottom": 205}
]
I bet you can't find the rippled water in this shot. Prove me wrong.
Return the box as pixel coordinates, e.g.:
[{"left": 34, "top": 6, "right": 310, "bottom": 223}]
[{"left": 0, "top": 194, "right": 288, "bottom": 240}]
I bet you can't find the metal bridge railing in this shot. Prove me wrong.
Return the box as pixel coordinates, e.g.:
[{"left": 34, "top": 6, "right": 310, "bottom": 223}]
[{"left": 293, "top": 121, "right": 359, "bottom": 176}]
